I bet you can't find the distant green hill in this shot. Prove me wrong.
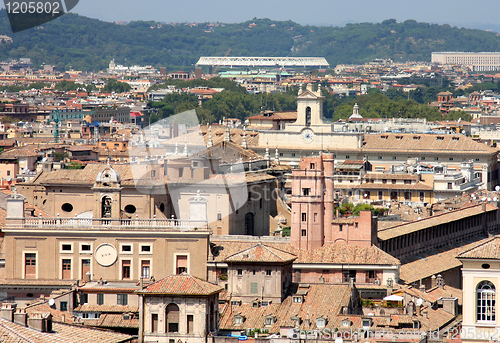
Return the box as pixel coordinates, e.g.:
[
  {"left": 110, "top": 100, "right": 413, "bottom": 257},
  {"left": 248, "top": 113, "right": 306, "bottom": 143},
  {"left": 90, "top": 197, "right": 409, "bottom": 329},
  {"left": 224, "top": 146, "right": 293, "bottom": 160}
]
[{"left": 1, "top": 11, "right": 500, "bottom": 72}]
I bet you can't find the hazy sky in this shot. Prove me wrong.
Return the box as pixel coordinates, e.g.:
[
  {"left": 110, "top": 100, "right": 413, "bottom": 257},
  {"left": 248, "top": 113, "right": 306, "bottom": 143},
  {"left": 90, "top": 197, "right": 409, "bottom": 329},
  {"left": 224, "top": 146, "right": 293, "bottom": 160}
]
[
  {"left": 62, "top": 0, "right": 500, "bottom": 29},
  {"left": 1, "top": 0, "right": 499, "bottom": 30}
]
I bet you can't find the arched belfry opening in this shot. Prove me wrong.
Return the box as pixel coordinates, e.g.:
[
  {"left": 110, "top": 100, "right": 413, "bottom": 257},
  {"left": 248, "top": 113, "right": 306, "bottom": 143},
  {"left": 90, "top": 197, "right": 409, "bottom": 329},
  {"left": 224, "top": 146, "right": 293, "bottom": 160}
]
[
  {"left": 93, "top": 162, "right": 122, "bottom": 219},
  {"left": 245, "top": 212, "right": 255, "bottom": 236},
  {"left": 101, "top": 196, "right": 112, "bottom": 218},
  {"left": 306, "top": 107, "right": 311, "bottom": 127}
]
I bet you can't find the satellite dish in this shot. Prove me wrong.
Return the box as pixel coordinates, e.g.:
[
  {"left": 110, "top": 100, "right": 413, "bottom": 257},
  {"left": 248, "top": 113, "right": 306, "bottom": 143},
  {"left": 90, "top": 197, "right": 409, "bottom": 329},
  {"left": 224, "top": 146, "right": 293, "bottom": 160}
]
[
  {"left": 494, "top": 197, "right": 498, "bottom": 202},
  {"left": 488, "top": 198, "right": 492, "bottom": 202},
  {"left": 335, "top": 338, "right": 344, "bottom": 343},
  {"left": 495, "top": 185, "right": 500, "bottom": 192},
  {"left": 416, "top": 298, "right": 423, "bottom": 306},
  {"left": 48, "top": 298, "right": 55, "bottom": 306}
]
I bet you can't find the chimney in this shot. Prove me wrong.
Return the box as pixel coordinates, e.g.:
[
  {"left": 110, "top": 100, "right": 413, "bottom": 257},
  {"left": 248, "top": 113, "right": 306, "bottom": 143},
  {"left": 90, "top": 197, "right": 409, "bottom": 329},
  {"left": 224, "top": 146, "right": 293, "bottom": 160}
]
[
  {"left": 1, "top": 303, "right": 17, "bottom": 321},
  {"left": 419, "top": 284, "right": 426, "bottom": 293},
  {"left": 431, "top": 275, "right": 437, "bottom": 288},
  {"left": 436, "top": 274, "right": 445, "bottom": 289},
  {"left": 422, "top": 310, "right": 428, "bottom": 319},
  {"left": 6, "top": 191, "right": 26, "bottom": 221},
  {"left": 14, "top": 308, "right": 27, "bottom": 326},
  {"left": 482, "top": 202, "right": 487, "bottom": 211},
  {"left": 28, "top": 313, "right": 52, "bottom": 332}
]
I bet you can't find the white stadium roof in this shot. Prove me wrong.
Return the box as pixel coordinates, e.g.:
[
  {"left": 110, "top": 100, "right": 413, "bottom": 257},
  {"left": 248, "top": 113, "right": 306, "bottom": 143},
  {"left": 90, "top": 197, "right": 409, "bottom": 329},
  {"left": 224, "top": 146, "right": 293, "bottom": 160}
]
[{"left": 196, "top": 56, "right": 329, "bottom": 68}]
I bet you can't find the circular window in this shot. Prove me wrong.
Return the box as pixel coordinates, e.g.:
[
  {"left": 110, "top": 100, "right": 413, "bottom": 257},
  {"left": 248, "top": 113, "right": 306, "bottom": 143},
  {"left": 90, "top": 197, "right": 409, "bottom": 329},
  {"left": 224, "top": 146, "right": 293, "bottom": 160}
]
[
  {"left": 482, "top": 263, "right": 491, "bottom": 269},
  {"left": 27, "top": 293, "right": 34, "bottom": 298},
  {"left": 159, "top": 203, "right": 165, "bottom": 212},
  {"left": 61, "top": 203, "right": 73, "bottom": 212},
  {"left": 124, "top": 204, "right": 136, "bottom": 214}
]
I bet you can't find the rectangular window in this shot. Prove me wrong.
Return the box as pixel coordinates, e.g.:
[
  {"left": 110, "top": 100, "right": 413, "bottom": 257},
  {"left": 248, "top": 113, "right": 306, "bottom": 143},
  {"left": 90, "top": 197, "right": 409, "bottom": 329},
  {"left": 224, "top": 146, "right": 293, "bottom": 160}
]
[
  {"left": 378, "top": 191, "right": 383, "bottom": 200},
  {"left": 448, "top": 182, "right": 453, "bottom": 190},
  {"left": 382, "top": 179, "right": 387, "bottom": 184},
  {"left": 310, "top": 163, "right": 315, "bottom": 169},
  {"left": 301, "top": 213, "right": 307, "bottom": 221},
  {"left": 62, "top": 244, "right": 72, "bottom": 252},
  {"left": 266, "top": 270, "right": 272, "bottom": 276},
  {"left": 141, "top": 260, "right": 150, "bottom": 279},
  {"left": 301, "top": 230, "right": 306, "bottom": 236},
  {"left": 117, "top": 294, "right": 128, "bottom": 305},
  {"left": 141, "top": 245, "right": 151, "bottom": 253},
  {"left": 404, "top": 192, "right": 410, "bottom": 200},
  {"left": 97, "top": 293, "right": 104, "bottom": 305},
  {"left": 217, "top": 213, "right": 222, "bottom": 221},
  {"left": 81, "top": 259, "right": 91, "bottom": 280},
  {"left": 176, "top": 255, "right": 188, "bottom": 274},
  {"left": 404, "top": 180, "right": 411, "bottom": 185},
  {"left": 152, "top": 313, "right": 158, "bottom": 333},
  {"left": 121, "top": 245, "right": 132, "bottom": 253},
  {"left": 62, "top": 259, "right": 71, "bottom": 279},
  {"left": 237, "top": 269, "right": 243, "bottom": 276},
  {"left": 392, "top": 179, "right": 396, "bottom": 184},
  {"left": 250, "top": 282, "right": 258, "bottom": 294},
  {"left": 81, "top": 244, "right": 91, "bottom": 252},
  {"left": 339, "top": 225, "right": 343, "bottom": 232},
  {"left": 60, "top": 301, "right": 68, "bottom": 311},
  {"left": 302, "top": 188, "right": 310, "bottom": 196},
  {"left": 80, "top": 293, "right": 88, "bottom": 305},
  {"left": 420, "top": 192, "right": 424, "bottom": 202},
  {"left": 25, "top": 253, "right": 36, "bottom": 279},
  {"left": 187, "top": 315, "right": 194, "bottom": 334},
  {"left": 259, "top": 198, "right": 262, "bottom": 209},
  {"left": 122, "top": 260, "right": 131, "bottom": 279}
]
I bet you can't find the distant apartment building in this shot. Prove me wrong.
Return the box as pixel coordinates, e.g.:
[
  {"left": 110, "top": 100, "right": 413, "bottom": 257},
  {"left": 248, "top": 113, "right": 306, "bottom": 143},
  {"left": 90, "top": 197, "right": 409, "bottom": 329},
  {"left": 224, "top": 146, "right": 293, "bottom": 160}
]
[{"left": 432, "top": 52, "right": 500, "bottom": 71}]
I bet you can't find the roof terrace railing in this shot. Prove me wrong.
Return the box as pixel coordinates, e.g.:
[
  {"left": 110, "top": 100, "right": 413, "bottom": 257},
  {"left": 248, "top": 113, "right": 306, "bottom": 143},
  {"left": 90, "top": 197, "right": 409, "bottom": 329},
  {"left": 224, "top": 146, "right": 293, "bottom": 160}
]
[{"left": 9, "top": 216, "right": 209, "bottom": 231}]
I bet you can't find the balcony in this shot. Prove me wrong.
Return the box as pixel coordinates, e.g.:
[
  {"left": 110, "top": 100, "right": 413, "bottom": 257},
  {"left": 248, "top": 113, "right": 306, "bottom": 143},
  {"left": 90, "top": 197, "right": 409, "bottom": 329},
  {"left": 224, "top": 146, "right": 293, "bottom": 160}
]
[{"left": 6, "top": 217, "right": 209, "bottom": 231}]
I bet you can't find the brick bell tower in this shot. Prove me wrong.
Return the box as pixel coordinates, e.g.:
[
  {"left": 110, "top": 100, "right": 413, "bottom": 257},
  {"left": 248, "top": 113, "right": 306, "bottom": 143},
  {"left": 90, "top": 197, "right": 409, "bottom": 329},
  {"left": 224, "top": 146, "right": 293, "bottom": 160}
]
[{"left": 291, "top": 153, "right": 334, "bottom": 250}]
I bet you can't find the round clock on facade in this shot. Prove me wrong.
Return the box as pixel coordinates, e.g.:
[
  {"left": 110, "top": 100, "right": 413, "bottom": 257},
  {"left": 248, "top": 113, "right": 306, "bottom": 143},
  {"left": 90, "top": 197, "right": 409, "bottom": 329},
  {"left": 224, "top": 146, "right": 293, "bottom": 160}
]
[
  {"left": 301, "top": 128, "right": 314, "bottom": 143},
  {"left": 94, "top": 243, "right": 118, "bottom": 267}
]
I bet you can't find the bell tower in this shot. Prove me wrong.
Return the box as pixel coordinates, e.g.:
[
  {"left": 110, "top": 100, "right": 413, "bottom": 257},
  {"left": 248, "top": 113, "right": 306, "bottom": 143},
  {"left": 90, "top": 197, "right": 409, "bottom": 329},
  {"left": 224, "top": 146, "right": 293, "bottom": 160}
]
[
  {"left": 92, "top": 162, "right": 122, "bottom": 219},
  {"left": 294, "top": 83, "right": 326, "bottom": 127}
]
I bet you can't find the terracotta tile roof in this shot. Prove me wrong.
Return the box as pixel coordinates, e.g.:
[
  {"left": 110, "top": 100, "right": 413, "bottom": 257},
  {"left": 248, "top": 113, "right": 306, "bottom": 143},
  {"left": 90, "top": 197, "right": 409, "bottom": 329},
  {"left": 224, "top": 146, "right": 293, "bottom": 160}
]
[
  {"left": 458, "top": 235, "right": 500, "bottom": 259},
  {"left": 363, "top": 173, "right": 420, "bottom": 180},
  {"left": 0, "top": 279, "right": 74, "bottom": 286},
  {"left": 81, "top": 313, "right": 139, "bottom": 329},
  {"left": 378, "top": 203, "right": 497, "bottom": 240},
  {"left": 137, "top": 274, "right": 223, "bottom": 296},
  {"left": 399, "top": 236, "right": 491, "bottom": 283},
  {"left": 25, "top": 303, "right": 75, "bottom": 324},
  {"left": 219, "top": 283, "right": 352, "bottom": 332},
  {"left": 362, "top": 133, "right": 498, "bottom": 155},
  {"left": 210, "top": 240, "right": 399, "bottom": 266},
  {"left": 399, "top": 284, "right": 463, "bottom": 305},
  {"left": 0, "top": 317, "right": 133, "bottom": 342},
  {"left": 74, "top": 304, "right": 138, "bottom": 313},
  {"left": 293, "top": 243, "right": 400, "bottom": 265},
  {"left": 354, "top": 182, "right": 433, "bottom": 191},
  {"left": 247, "top": 111, "right": 297, "bottom": 121},
  {"left": 0, "top": 147, "right": 42, "bottom": 158},
  {"left": 28, "top": 163, "right": 163, "bottom": 188},
  {"left": 224, "top": 243, "right": 297, "bottom": 263}
]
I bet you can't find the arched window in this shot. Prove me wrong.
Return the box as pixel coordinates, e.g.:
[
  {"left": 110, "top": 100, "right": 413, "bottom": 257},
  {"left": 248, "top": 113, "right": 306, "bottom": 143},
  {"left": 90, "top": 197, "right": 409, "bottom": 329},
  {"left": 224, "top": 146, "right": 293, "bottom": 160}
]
[
  {"left": 166, "top": 303, "right": 180, "bottom": 332},
  {"left": 477, "top": 281, "right": 496, "bottom": 322},
  {"left": 305, "top": 107, "right": 311, "bottom": 127}
]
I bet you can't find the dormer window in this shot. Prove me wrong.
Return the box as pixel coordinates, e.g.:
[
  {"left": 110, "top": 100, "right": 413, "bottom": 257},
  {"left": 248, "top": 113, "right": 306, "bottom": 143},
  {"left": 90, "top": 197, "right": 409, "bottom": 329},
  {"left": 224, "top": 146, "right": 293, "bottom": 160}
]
[
  {"left": 317, "top": 317, "right": 326, "bottom": 328},
  {"left": 291, "top": 316, "right": 301, "bottom": 327},
  {"left": 342, "top": 319, "right": 351, "bottom": 327},
  {"left": 362, "top": 318, "right": 372, "bottom": 327},
  {"left": 265, "top": 316, "right": 275, "bottom": 326},
  {"left": 234, "top": 315, "right": 245, "bottom": 325},
  {"left": 293, "top": 296, "right": 303, "bottom": 303}
]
